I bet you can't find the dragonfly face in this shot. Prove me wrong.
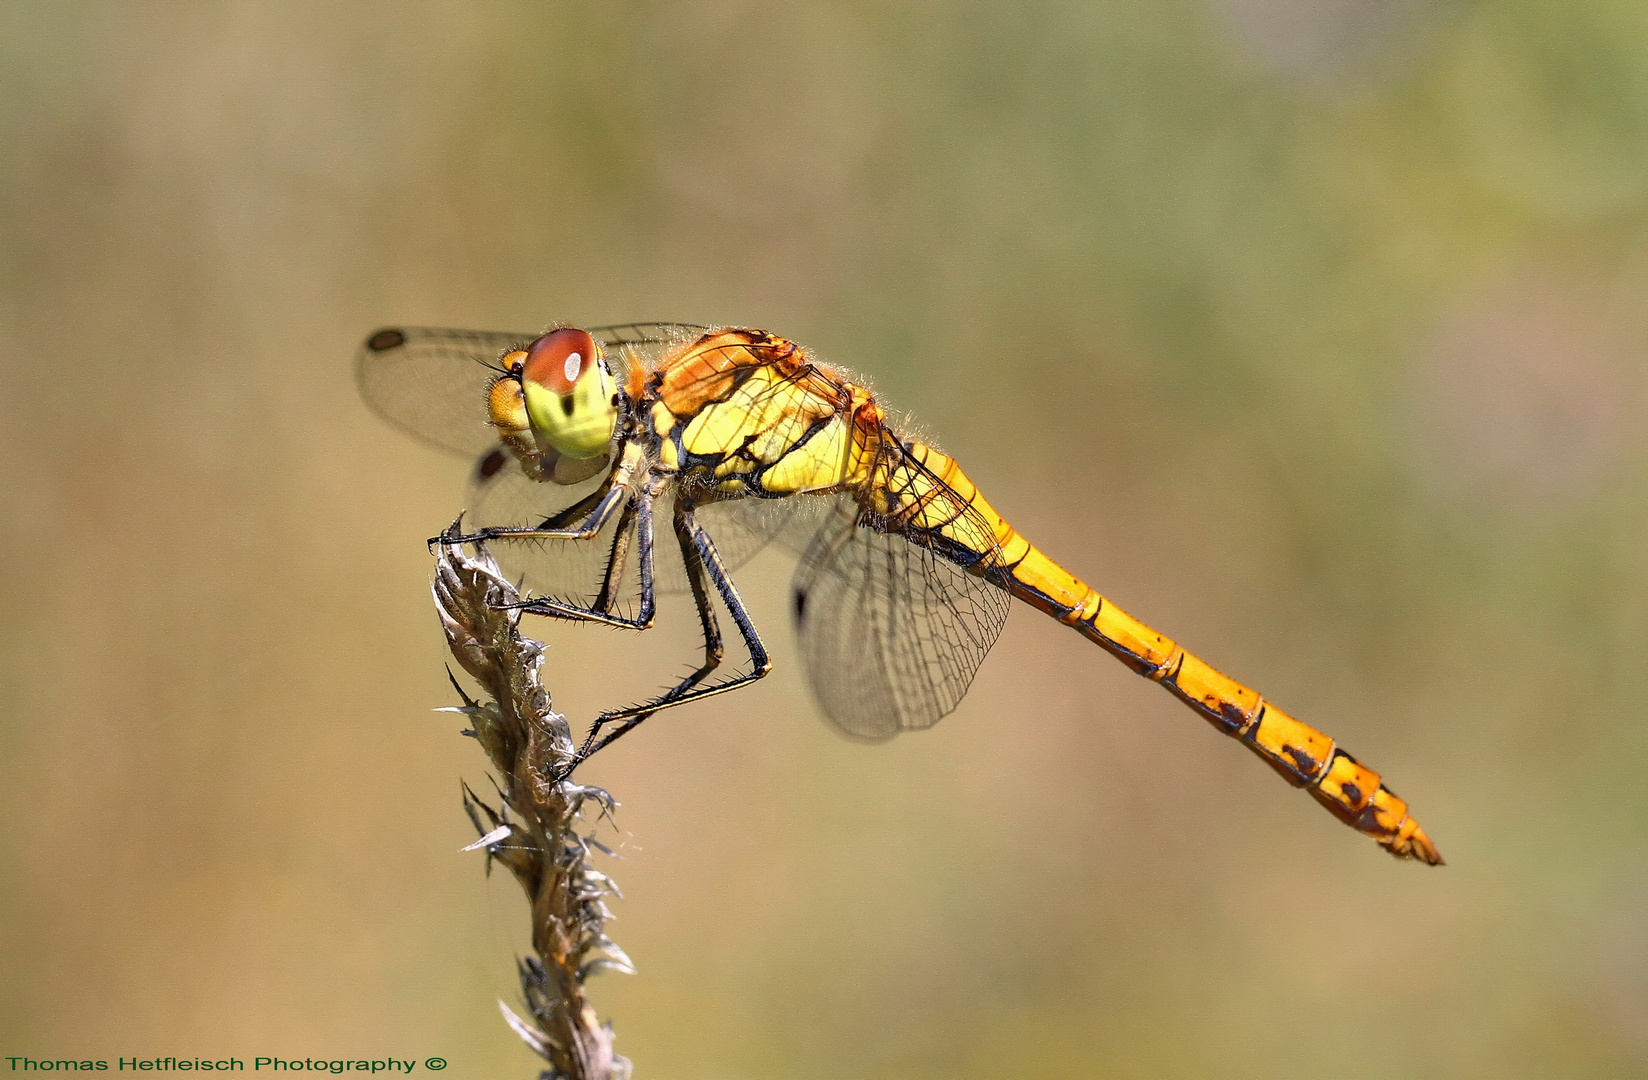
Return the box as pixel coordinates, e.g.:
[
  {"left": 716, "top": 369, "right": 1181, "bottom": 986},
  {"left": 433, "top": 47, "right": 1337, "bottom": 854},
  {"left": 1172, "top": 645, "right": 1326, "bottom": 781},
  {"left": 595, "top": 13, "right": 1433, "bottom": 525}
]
[
  {"left": 358, "top": 322, "right": 1442, "bottom": 864},
  {"left": 493, "top": 328, "right": 620, "bottom": 462}
]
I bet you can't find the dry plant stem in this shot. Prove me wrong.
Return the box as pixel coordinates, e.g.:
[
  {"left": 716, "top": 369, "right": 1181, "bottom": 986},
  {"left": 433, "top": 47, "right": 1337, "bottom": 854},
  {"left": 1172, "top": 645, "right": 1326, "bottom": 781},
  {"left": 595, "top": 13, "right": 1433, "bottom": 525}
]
[{"left": 432, "top": 530, "right": 633, "bottom": 1080}]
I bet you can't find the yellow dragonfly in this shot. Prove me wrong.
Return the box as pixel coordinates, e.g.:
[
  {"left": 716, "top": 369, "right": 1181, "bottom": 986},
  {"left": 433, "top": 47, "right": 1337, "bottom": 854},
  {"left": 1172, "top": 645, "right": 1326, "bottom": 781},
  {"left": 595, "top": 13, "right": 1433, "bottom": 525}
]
[{"left": 358, "top": 323, "right": 1441, "bottom": 864}]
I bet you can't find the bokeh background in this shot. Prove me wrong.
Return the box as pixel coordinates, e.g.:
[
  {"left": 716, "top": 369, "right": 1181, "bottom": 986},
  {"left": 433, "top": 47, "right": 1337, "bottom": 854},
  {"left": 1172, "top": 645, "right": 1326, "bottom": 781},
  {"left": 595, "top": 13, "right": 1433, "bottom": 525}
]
[{"left": 6, "top": 2, "right": 1648, "bottom": 1077}]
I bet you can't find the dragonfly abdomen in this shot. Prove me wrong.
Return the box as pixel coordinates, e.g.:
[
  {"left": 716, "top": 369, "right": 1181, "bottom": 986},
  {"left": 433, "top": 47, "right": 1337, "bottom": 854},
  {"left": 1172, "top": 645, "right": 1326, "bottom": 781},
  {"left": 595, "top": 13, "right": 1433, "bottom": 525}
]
[
  {"left": 1037, "top": 549, "right": 1440, "bottom": 863},
  {"left": 887, "top": 440, "right": 1442, "bottom": 865}
]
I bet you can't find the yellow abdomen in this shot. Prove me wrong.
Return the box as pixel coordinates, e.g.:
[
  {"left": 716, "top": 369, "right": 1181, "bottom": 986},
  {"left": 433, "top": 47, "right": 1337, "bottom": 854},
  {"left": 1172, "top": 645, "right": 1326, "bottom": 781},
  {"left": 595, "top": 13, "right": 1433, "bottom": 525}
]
[{"left": 886, "top": 439, "right": 1442, "bottom": 864}]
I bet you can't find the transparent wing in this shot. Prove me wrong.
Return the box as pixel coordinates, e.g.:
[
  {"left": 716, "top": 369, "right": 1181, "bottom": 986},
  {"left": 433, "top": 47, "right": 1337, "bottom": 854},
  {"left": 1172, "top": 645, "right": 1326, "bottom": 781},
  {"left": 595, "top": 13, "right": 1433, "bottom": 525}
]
[
  {"left": 470, "top": 452, "right": 803, "bottom": 608},
  {"left": 355, "top": 323, "right": 709, "bottom": 458},
  {"left": 589, "top": 322, "right": 710, "bottom": 376},
  {"left": 356, "top": 327, "right": 532, "bottom": 458},
  {"left": 360, "top": 320, "right": 721, "bottom": 608},
  {"left": 789, "top": 494, "right": 1012, "bottom": 742},
  {"left": 701, "top": 493, "right": 839, "bottom": 567},
  {"left": 466, "top": 446, "right": 629, "bottom": 606},
  {"left": 576, "top": 492, "right": 838, "bottom": 609}
]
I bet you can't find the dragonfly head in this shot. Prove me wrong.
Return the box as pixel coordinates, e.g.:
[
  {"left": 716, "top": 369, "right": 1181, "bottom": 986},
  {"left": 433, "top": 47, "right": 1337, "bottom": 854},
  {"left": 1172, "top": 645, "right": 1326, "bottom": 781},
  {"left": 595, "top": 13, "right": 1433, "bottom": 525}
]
[{"left": 500, "top": 327, "right": 619, "bottom": 461}]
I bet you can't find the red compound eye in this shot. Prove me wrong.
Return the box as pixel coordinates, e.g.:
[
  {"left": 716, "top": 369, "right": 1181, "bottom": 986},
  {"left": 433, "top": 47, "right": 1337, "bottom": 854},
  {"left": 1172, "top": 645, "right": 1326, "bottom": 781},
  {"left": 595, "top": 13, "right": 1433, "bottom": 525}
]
[{"left": 521, "top": 328, "right": 599, "bottom": 394}]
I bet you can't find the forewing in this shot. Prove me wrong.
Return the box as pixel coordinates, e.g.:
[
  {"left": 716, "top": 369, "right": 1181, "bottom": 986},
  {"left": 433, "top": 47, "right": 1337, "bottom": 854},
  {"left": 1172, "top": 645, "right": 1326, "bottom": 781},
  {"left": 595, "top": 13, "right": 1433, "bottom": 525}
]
[
  {"left": 790, "top": 496, "right": 1012, "bottom": 741},
  {"left": 356, "top": 323, "right": 707, "bottom": 459},
  {"left": 588, "top": 322, "right": 709, "bottom": 377},
  {"left": 356, "top": 327, "right": 534, "bottom": 458}
]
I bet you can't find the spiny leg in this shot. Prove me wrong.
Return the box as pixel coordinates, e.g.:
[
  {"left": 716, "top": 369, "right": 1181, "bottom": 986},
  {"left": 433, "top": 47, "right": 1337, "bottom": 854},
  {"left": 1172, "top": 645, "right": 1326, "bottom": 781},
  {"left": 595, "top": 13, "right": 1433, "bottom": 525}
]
[
  {"left": 569, "top": 499, "right": 731, "bottom": 766},
  {"left": 662, "top": 496, "right": 727, "bottom": 697},
  {"left": 434, "top": 480, "right": 628, "bottom": 551},
  {"left": 433, "top": 439, "right": 639, "bottom": 547},
  {"left": 485, "top": 477, "right": 633, "bottom": 618},
  {"left": 542, "top": 483, "right": 614, "bottom": 531},
  {"left": 512, "top": 475, "right": 660, "bottom": 630},
  {"left": 591, "top": 499, "right": 639, "bottom": 616},
  {"left": 567, "top": 501, "right": 771, "bottom": 771}
]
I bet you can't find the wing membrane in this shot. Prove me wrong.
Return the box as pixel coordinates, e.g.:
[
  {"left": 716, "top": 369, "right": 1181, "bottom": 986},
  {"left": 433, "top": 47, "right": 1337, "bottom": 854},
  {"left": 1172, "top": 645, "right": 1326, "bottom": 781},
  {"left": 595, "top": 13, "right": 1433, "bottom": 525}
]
[
  {"left": 355, "top": 323, "right": 710, "bottom": 458},
  {"left": 590, "top": 322, "right": 709, "bottom": 374},
  {"left": 356, "top": 327, "right": 532, "bottom": 458},
  {"left": 790, "top": 495, "right": 1011, "bottom": 741},
  {"left": 361, "top": 320, "right": 1017, "bottom": 726},
  {"left": 469, "top": 451, "right": 802, "bottom": 607},
  {"left": 357, "top": 321, "right": 717, "bottom": 602},
  {"left": 553, "top": 491, "right": 825, "bottom": 606},
  {"left": 466, "top": 447, "right": 626, "bottom": 605}
]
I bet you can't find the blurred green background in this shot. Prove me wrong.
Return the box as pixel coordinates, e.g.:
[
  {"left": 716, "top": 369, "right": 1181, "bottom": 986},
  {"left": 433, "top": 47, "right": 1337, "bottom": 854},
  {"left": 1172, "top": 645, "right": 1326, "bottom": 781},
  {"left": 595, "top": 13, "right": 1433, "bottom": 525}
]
[{"left": 5, "top": 2, "right": 1648, "bottom": 1077}]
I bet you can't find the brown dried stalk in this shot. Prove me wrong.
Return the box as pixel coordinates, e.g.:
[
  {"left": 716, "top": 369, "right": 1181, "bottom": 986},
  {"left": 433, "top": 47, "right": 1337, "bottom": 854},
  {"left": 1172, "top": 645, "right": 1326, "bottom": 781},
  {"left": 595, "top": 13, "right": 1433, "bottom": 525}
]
[{"left": 432, "top": 529, "right": 632, "bottom": 1080}]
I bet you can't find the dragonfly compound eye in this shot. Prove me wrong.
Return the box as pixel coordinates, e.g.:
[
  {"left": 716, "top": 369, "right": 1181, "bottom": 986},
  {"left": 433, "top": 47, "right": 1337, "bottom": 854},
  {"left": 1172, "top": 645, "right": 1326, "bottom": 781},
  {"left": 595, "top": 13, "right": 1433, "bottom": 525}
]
[
  {"left": 487, "top": 368, "right": 529, "bottom": 433},
  {"left": 520, "top": 328, "right": 618, "bottom": 459}
]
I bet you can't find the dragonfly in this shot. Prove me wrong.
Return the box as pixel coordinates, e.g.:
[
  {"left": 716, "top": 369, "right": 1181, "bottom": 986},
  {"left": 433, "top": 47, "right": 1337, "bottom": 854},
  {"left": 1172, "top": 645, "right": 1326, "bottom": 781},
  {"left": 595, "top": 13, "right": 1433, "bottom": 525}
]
[{"left": 357, "top": 322, "right": 1441, "bottom": 864}]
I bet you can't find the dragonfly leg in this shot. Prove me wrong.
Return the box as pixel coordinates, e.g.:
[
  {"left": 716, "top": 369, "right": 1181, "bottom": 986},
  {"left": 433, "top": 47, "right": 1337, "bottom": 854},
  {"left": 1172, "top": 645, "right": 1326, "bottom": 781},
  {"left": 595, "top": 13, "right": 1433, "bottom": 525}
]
[
  {"left": 563, "top": 501, "right": 769, "bottom": 773},
  {"left": 436, "top": 481, "right": 629, "bottom": 548},
  {"left": 570, "top": 501, "right": 728, "bottom": 762},
  {"left": 432, "top": 439, "right": 640, "bottom": 547},
  {"left": 543, "top": 482, "right": 616, "bottom": 530},
  {"left": 655, "top": 496, "right": 727, "bottom": 693},
  {"left": 590, "top": 498, "right": 639, "bottom": 615},
  {"left": 511, "top": 476, "right": 660, "bottom": 630},
  {"left": 453, "top": 477, "right": 627, "bottom": 615}
]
